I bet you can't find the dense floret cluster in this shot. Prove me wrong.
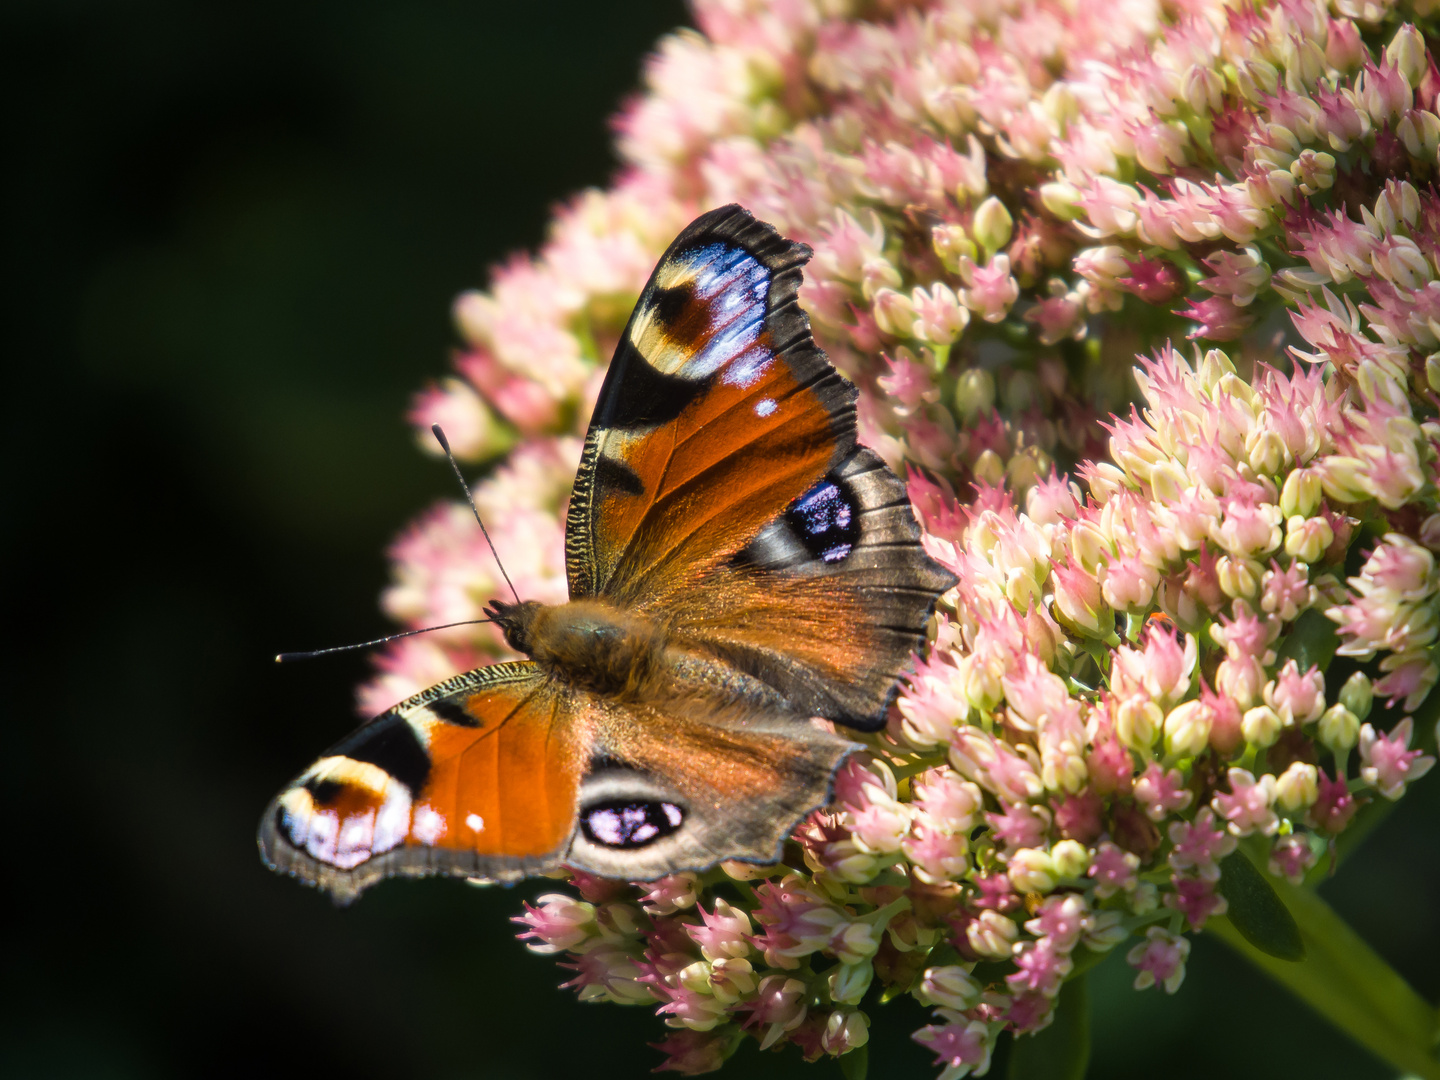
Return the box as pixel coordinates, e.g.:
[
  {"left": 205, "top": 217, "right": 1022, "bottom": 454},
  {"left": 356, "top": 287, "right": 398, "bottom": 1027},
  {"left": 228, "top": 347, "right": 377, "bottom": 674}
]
[{"left": 368, "top": 1, "right": 1440, "bottom": 1074}]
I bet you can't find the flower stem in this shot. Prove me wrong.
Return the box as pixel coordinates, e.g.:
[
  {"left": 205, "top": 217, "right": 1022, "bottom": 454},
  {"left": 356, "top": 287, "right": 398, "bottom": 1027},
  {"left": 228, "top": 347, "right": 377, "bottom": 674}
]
[{"left": 1208, "top": 878, "right": 1440, "bottom": 1079}]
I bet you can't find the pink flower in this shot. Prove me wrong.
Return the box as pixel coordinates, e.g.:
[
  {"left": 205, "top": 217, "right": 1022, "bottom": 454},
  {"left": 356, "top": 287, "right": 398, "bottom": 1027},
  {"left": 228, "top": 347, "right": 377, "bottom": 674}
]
[
  {"left": 1265, "top": 660, "right": 1328, "bottom": 727},
  {"left": 1024, "top": 894, "right": 1090, "bottom": 951},
  {"left": 687, "top": 899, "right": 753, "bottom": 963},
  {"left": 1372, "top": 658, "right": 1439, "bottom": 713},
  {"left": 1178, "top": 295, "right": 1255, "bottom": 341},
  {"left": 819, "top": 1009, "right": 870, "bottom": 1056},
  {"left": 1025, "top": 290, "right": 1086, "bottom": 345},
  {"left": 1269, "top": 834, "right": 1319, "bottom": 885},
  {"left": 1165, "top": 876, "right": 1228, "bottom": 930},
  {"left": 639, "top": 873, "right": 700, "bottom": 915},
  {"left": 1001, "top": 652, "right": 1073, "bottom": 732},
  {"left": 1007, "top": 937, "right": 1073, "bottom": 997},
  {"left": 1168, "top": 809, "right": 1237, "bottom": 878},
  {"left": 738, "top": 975, "right": 808, "bottom": 1049},
  {"left": 1212, "top": 768, "right": 1280, "bottom": 837},
  {"left": 1127, "top": 927, "right": 1191, "bottom": 993},
  {"left": 1307, "top": 769, "right": 1360, "bottom": 834},
  {"left": 1101, "top": 552, "right": 1161, "bottom": 612},
  {"left": 904, "top": 822, "right": 972, "bottom": 883},
  {"left": 969, "top": 871, "right": 1021, "bottom": 913},
  {"left": 1051, "top": 560, "right": 1107, "bottom": 635},
  {"left": 407, "top": 378, "right": 504, "bottom": 462},
  {"left": 650, "top": 1029, "right": 731, "bottom": 1075},
  {"left": 957, "top": 254, "right": 1021, "bottom": 323},
  {"left": 1359, "top": 718, "right": 1437, "bottom": 799},
  {"left": 360, "top": 0, "right": 1440, "bottom": 1059},
  {"left": 566, "top": 871, "right": 631, "bottom": 904},
  {"left": 951, "top": 728, "right": 1045, "bottom": 804},
  {"left": 1134, "top": 762, "right": 1194, "bottom": 821},
  {"left": 848, "top": 784, "right": 912, "bottom": 855},
  {"left": 1051, "top": 790, "right": 1104, "bottom": 844},
  {"left": 750, "top": 877, "right": 841, "bottom": 969},
  {"left": 1111, "top": 624, "right": 1197, "bottom": 706},
  {"left": 985, "top": 800, "right": 1051, "bottom": 852},
  {"left": 1088, "top": 841, "right": 1140, "bottom": 898},
  {"left": 912, "top": 768, "right": 984, "bottom": 833},
  {"left": 653, "top": 981, "right": 728, "bottom": 1032},
  {"left": 1197, "top": 246, "right": 1270, "bottom": 306},
  {"left": 1085, "top": 714, "right": 1135, "bottom": 796},
  {"left": 513, "top": 894, "right": 596, "bottom": 954},
  {"left": 561, "top": 943, "right": 651, "bottom": 1005},
  {"left": 1118, "top": 254, "right": 1188, "bottom": 303},
  {"left": 913, "top": 1013, "right": 995, "bottom": 1077},
  {"left": 878, "top": 351, "right": 939, "bottom": 413},
  {"left": 1005, "top": 991, "right": 1056, "bottom": 1034}
]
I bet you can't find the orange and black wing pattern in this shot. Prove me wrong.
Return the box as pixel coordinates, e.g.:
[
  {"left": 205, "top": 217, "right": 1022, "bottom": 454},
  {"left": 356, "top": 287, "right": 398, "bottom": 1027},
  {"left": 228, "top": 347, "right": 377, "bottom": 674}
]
[
  {"left": 259, "top": 662, "right": 582, "bottom": 902},
  {"left": 258, "top": 656, "right": 858, "bottom": 900},
  {"left": 565, "top": 204, "right": 955, "bottom": 730}
]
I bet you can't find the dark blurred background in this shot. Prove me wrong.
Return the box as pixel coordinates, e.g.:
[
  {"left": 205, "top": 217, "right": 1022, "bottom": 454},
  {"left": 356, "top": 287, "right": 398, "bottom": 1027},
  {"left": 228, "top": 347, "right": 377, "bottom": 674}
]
[{"left": 3, "top": 2, "right": 1436, "bottom": 1078}]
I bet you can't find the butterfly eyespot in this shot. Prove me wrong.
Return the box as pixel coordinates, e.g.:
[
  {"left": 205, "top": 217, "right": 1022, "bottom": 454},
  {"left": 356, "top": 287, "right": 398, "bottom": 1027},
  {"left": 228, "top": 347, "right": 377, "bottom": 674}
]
[
  {"left": 651, "top": 283, "right": 694, "bottom": 327},
  {"left": 303, "top": 777, "right": 345, "bottom": 806},
  {"left": 581, "top": 800, "right": 685, "bottom": 849},
  {"left": 786, "top": 477, "right": 860, "bottom": 564}
]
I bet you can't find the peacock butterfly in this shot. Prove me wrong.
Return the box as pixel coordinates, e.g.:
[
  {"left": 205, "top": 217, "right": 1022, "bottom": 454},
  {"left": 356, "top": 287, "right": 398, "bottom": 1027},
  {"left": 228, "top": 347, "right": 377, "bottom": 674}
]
[{"left": 259, "top": 204, "right": 957, "bottom": 902}]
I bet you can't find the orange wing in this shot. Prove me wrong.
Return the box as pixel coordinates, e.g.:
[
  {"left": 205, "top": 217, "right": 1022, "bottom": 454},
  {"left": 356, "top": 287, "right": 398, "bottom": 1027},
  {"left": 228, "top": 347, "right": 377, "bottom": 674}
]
[
  {"left": 565, "top": 204, "right": 856, "bottom": 603},
  {"left": 564, "top": 205, "right": 955, "bottom": 730},
  {"left": 258, "top": 657, "right": 859, "bottom": 900},
  {"left": 259, "top": 662, "right": 584, "bottom": 902}
]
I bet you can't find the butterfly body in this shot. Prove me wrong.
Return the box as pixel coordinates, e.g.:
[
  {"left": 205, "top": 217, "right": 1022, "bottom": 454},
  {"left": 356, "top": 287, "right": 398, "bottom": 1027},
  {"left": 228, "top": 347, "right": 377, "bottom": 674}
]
[
  {"left": 489, "top": 598, "right": 668, "bottom": 699},
  {"left": 261, "top": 205, "right": 956, "bottom": 903}
]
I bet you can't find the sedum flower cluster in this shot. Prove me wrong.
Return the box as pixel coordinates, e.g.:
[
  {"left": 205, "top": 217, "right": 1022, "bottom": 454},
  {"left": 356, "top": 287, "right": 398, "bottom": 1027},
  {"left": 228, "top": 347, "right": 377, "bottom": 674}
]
[{"left": 368, "top": 0, "right": 1440, "bottom": 1074}]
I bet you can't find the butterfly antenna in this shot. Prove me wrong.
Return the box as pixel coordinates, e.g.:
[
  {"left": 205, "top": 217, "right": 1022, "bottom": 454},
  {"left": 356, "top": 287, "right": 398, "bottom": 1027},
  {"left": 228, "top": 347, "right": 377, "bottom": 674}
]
[
  {"left": 275, "top": 619, "right": 496, "bottom": 663},
  {"left": 430, "top": 423, "right": 521, "bottom": 605}
]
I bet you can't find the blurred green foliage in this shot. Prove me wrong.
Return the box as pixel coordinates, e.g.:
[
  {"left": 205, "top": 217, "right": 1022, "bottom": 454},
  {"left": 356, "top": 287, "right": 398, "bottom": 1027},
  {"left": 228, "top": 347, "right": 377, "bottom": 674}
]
[{"left": 4, "top": 3, "right": 1436, "bottom": 1077}]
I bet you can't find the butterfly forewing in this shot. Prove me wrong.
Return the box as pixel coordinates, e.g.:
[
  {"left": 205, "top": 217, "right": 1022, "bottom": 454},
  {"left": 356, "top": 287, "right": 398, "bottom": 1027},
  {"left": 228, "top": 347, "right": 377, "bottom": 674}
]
[
  {"left": 566, "top": 204, "right": 955, "bottom": 730},
  {"left": 565, "top": 204, "right": 856, "bottom": 603},
  {"left": 259, "top": 662, "right": 584, "bottom": 902}
]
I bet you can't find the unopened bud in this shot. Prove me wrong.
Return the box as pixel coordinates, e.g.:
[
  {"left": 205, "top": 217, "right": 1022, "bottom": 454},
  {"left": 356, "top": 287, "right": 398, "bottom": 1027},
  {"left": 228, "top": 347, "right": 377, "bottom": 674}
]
[
  {"left": 1318, "top": 704, "right": 1360, "bottom": 751},
  {"left": 1339, "top": 671, "right": 1373, "bottom": 720},
  {"left": 973, "top": 196, "right": 1014, "bottom": 255}
]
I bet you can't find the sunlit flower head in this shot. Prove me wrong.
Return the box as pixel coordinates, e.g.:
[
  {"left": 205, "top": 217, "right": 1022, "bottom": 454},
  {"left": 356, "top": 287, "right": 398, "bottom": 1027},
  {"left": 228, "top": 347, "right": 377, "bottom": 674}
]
[{"left": 367, "top": 0, "right": 1440, "bottom": 1073}]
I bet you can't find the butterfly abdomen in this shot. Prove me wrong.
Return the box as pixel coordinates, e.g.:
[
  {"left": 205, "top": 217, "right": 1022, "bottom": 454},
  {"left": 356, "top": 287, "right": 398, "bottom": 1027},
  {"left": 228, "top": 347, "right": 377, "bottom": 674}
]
[{"left": 503, "top": 598, "right": 669, "bottom": 699}]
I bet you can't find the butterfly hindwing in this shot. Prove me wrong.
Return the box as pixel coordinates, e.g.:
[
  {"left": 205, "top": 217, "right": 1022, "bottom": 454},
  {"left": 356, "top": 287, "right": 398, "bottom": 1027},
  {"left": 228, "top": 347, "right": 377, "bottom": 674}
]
[
  {"left": 568, "top": 692, "right": 856, "bottom": 880},
  {"left": 663, "top": 445, "right": 955, "bottom": 730}
]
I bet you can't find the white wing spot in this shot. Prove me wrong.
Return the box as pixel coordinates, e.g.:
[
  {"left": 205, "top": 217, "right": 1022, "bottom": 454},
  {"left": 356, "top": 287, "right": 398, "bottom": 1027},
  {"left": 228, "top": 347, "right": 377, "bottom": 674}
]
[
  {"left": 411, "top": 804, "right": 446, "bottom": 845},
  {"left": 754, "top": 398, "right": 777, "bottom": 417},
  {"left": 465, "top": 813, "right": 485, "bottom": 833}
]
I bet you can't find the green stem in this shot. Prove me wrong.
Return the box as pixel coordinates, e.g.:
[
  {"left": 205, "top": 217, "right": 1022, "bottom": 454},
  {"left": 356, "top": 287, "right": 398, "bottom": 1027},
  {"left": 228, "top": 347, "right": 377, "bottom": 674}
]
[{"left": 1208, "top": 878, "right": 1440, "bottom": 1079}]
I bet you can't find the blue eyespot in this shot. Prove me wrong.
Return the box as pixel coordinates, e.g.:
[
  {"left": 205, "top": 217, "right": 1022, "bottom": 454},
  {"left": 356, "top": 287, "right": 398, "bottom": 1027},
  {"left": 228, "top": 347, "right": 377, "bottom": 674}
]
[
  {"left": 786, "top": 477, "right": 859, "bottom": 563},
  {"left": 581, "top": 800, "right": 685, "bottom": 849}
]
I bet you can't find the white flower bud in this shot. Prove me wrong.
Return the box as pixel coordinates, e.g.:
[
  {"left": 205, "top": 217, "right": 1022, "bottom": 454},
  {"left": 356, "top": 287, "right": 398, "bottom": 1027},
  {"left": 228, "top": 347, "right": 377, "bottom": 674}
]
[
  {"left": 1241, "top": 705, "right": 1283, "bottom": 748},
  {"left": 973, "top": 196, "right": 1014, "bottom": 254},
  {"left": 917, "top": 965, "right": 983, "bottom": 1010},
  {"left": 1008, "top": 848, "right": 1058, "bottom": 893},
  {"left": 966, "top": 910, "right": 1019, "bottom": 959},
  {"left": 1051, "top": 839, "right": 1092, "bottom": 880},
  {"left": 1339, "top": 671, "right": 1373, "bottom": 720},
  {"left": 1276, "top": 761, "right": 1320, "bottom": 812},
  {"left": 827, "top": 962, "right": 873, "bottom": 1005},
  {"left": 1318, "top": 704, "right": 1360, "bottom": 751}
]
